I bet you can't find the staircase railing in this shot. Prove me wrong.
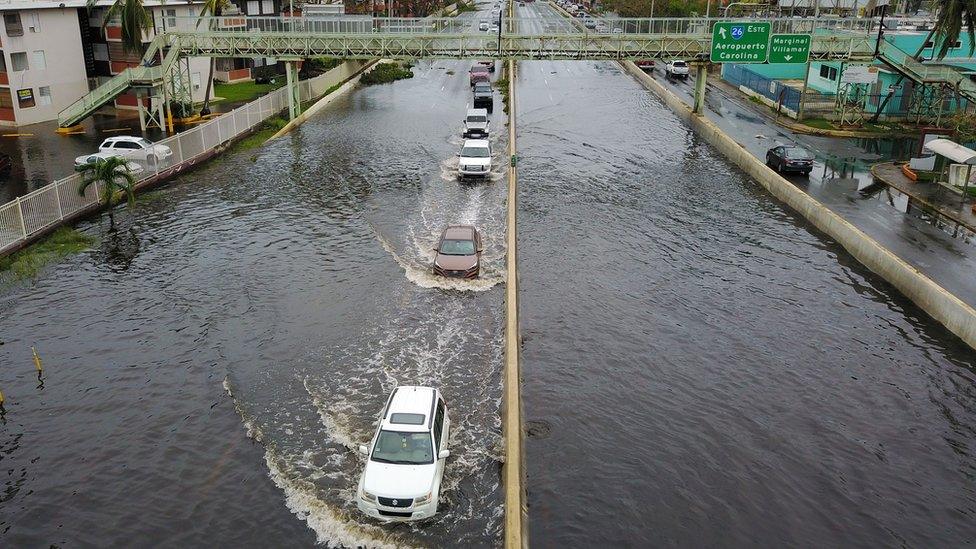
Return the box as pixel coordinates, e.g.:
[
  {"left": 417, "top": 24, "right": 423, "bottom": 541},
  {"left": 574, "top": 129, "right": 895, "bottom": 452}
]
[
  {"left": 877, "top": 40, "right": 976, "bottom": 102},
  {"left": 57, "top": 35, "right": 176, "bottom": 127}
]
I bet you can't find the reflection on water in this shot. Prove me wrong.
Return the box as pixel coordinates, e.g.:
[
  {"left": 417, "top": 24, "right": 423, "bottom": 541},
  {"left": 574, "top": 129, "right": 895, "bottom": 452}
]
[{"left": 0, "top": 57, "right": 506, "bottom": 546}]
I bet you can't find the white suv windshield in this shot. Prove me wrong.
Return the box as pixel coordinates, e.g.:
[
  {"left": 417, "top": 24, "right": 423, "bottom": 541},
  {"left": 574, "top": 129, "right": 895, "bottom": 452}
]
[
  {"left": 673, "top": 61, "right": 687, "bottom": 67},
  {"left": 137, "top": 138, "right": 153, "bottom": 147},
  {"left": 467, "top": 116, "right": 487, "bottom": 123},
  {"left": 372, "top": 430, "right": 434, "bottom": 464},
  {"left": 461, "top": 146, "right": 490, "bottom": 158}
]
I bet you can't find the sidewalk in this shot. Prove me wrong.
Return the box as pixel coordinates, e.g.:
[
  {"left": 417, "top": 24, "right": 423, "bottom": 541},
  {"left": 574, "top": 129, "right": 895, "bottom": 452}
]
[
  {"left": 872, "top": 162, "right": 976, "bottom": 235},
  {"left": 642, "top": 65, "right": 976, "bottom": 309}
]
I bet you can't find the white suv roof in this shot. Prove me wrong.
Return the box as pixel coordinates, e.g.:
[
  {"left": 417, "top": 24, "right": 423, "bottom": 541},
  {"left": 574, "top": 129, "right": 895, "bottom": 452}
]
[
  {"left": 466, "top": 108, "right": 488, "bottom": 118},
  {"left": 462, "top": 138, "right": 490, "bottom": 148},
  {"left": 381, "top": 386, "right": 436, "bottom": 433}
]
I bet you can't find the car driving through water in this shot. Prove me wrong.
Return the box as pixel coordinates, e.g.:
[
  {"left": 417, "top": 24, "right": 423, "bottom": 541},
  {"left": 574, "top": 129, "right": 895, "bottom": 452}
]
[
  {"left": 357, "top": 386, "right": 451, "bottom": 522},
  {"left": 433, "top": 225, "right": 483, "bottom": 278},
  {"left": 463, "top": 108, "right": 490, "bottom": 139},
  {"left": 457, "top": 138, "right": 492, "bottom": 181}
]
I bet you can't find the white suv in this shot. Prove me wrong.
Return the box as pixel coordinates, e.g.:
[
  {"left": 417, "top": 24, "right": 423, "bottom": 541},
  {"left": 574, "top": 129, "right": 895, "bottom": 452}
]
[
  {"left": 357, "top": 386, "right": 451, "bottom": 522},
  {"left": 457, "top": 138, "right": 492, "bottom": 181},
  {"left": 98, "top": 136, "right": 174, "bottom": 166},
  {"left": 664, "top": 60, "right": 690, "bottom": 80},
  {"left": 463, "top": 108, "right": 490, "bottom": 139}
]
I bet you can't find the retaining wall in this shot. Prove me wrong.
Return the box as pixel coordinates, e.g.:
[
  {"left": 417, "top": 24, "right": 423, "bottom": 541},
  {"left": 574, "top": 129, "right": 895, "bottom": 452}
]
[{"left": 621, "top": 60, "right": 976, "bottom": 350}]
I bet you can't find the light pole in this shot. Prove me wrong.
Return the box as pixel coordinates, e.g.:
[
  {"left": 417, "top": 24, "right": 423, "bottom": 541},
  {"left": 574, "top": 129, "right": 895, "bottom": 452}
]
[{"left": 873, "top": 0, "right": 888, "bottom": 58}]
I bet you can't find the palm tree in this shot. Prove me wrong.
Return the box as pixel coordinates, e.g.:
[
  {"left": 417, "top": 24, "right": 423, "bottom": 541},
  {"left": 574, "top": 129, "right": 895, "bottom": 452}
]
[
  {"left": 87, "top": 0, "right": 152, "bottom": 55},
  {"left": 932, "top": 0, "right": 976, "bottom": 59},
  {"left": 77, "top": 157, "right": 137, "bottom": 230},
  {"left": 196, "top": 0, "right": 230, "bottom": 116}
]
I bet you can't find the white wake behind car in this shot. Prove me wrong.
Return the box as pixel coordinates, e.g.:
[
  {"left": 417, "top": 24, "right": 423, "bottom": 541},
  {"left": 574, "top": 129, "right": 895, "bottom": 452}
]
[
  {"left": 98, "top": 136, "right": 173, "bottom": 165},
  {"left": 457, "top": 138, "right": 492, "bottom": 181},
  {"left": 357, "top": 386, "right": 451, "bottom": 522}
]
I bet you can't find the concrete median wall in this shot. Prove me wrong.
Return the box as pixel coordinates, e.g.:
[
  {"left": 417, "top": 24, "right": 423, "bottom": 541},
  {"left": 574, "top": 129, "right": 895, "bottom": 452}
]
[{"left": 621, "top": 60, "right": 976, "bottom": 350}]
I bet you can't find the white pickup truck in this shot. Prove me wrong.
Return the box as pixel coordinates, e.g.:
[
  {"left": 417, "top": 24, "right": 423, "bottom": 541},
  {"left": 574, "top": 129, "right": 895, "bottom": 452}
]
[{"left": 664, "top": 60, "right": 690, "bottom": 80}]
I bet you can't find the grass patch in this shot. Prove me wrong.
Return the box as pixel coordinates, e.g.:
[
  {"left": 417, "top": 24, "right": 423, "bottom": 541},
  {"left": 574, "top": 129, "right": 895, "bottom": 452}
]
[
  {"left": 214, "top": 80, "right": 285, "bottom": 103},
  {"left": 748, "top": 95, "right": 763, "bottom": 105},
  {"left": 361, "top": 62, "right": 414, "bottom": 86},
  {"left": 0, "top": 227, "right": 95, "bottom": 280},
  {"left": 802, "top": 118, "right": 835, "bottom": 130},
  {"left": 233, "top": 117, "right": 289, "bottom": 152},
  {"left": 496, "top": 74, "right": 511, "bottom": 114}
]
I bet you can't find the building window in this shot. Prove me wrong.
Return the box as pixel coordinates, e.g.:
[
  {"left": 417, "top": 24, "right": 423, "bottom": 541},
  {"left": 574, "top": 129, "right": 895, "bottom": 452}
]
[
  {"left": 93, "top": 43, "right": 109, "bottom": 62},
  {"left": 0, "top": 56, "right": 6, "bottom": 73},
  {"left": 191, "top": 71, "right": 201, "bottom": 90},
  {"left": 17, "top": 88, "right": 34, "bottom": 108},
  {"left": 819, "top": 64, "right": 838, "bottom": 81},
  {"left": 165, "top": 8, "right": 177, "bottom": 28},
  {"left": 0, "top": 91, "right": 13, "bottom": 108},
  {"left": 32, "top": 50, "right": 45, "bottom": 70},
  {"left": 247, "top": 1, "right": 259, "bottom": 14},
  {"left": 262, "top": 0, "right": 273, "bottom": 13},
  {"left": 37, "top": 86, "right": 50, "bottom": 106},
  {"left": 10, "top": 52, "right": 28, "bottom": 72},
  {"left": 4, "top": 13, "right": 23, "bottom": 37},
  {"left": 26, "top": 11, "right": 39, "bottom": 32}
]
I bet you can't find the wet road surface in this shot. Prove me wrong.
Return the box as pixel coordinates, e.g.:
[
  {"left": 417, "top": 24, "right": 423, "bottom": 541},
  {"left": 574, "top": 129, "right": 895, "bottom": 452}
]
[
  {"left": 0, "top": 4, "right": 508, "bottom": 545},
  {"left": 654, "top": 68, "right": 976, "bottom": 310},
  {"left": 518, "top": 3, "right": 976, "bottom": 545}
]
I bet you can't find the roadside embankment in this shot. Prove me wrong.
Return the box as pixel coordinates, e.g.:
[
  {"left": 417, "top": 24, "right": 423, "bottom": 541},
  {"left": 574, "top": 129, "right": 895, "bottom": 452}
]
[
  {"left": 503, "top": 59, "right": 527, "bottom": 549},
  {"left": 271, "top": 61, "right": 377, "bottom": 139},
  {"left": 622, "top": 60, "right": 976, "bottom": 350}
]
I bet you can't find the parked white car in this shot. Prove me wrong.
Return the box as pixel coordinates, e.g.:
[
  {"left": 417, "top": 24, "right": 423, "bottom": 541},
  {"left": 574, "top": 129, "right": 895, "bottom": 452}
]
[
  {"left": 98, "top": 136, "right": 174, "bottom": 165},
  {"left": 357, "top": 386, "right": 451, "bottom": 522},
  {"left": 458, "top": 138, "right": 492, "bottom": 181},
  {"left": 73, "top": 152, "right": 146, "bottom": 175},
  {"left": 664, "top": 60, "right": 690, "bottom": 79}
]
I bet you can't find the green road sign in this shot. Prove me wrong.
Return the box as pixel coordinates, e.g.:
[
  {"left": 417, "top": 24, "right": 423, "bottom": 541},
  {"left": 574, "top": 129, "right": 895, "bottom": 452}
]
[
  {"left": 769, "top": 34, "right": 812, "bottom": 64},
  {"left": 710, "top": 22, "right": 771, "bottom": 64}
]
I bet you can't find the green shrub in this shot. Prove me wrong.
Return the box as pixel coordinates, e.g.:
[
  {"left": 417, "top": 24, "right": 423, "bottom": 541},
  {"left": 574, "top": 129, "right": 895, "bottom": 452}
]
[{"left": 361, "top": 63, "right": 414, "bottom": 86}]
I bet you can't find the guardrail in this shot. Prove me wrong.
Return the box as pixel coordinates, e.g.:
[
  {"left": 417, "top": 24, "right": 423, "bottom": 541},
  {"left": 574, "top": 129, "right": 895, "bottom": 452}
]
[
  {"left": 157, "top": 14, "right": 878, "bottom": 36},
  {"left": 3, "top": 67, "right": 354, "bottom": 257}
]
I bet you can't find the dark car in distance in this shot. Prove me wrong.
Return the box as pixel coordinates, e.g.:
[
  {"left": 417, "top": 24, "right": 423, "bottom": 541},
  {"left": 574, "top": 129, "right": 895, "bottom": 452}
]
[
  {"left": 473, "top": 82, "right": 493, "bottom": 113},
  {"left": 766, "top": 145, "right": 814, "bottom": 175},
  {"left": 432, "top": 225, "right": 483, "bottom": 279}
]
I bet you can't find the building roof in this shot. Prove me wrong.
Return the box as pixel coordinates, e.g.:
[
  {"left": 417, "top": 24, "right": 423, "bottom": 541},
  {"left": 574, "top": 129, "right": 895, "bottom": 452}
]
[{"left": 924, "top": 139, "right": 976, "bottom": 165}]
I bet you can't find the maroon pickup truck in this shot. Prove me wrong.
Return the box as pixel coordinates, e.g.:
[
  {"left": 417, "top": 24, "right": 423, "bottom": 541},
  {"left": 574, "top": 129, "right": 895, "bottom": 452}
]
[{"left": 470, "top": 66, "right": 490, "bottom": 86}]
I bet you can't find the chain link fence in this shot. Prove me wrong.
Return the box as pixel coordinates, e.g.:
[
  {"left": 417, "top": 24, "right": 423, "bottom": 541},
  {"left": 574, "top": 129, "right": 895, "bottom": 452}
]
[{"left": 0, "top": 62, "right": 365, "bottom": 256}]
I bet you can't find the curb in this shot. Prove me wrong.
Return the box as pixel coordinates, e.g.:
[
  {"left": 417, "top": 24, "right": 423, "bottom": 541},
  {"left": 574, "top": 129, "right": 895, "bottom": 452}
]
[{"left": 621, "top": 59, "right": 976, "bottom": 351}]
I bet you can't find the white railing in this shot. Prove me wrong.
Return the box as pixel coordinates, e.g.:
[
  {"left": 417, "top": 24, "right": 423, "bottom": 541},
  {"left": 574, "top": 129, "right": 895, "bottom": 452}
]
[{"left": 1, "top": 63, "right": 362, "bottom": 256}]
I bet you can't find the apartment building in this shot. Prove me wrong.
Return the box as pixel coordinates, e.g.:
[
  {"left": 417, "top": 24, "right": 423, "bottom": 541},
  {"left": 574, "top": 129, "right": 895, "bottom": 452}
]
[
  {"left": 0, "top": 4, "right": 89, "bottom": 126},
  {"left": 0, "top": 0, "right": 212, "bottom": 127}
]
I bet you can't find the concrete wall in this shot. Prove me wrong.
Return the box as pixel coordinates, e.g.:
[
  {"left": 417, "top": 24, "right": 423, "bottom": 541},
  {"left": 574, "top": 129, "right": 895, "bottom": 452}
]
[
  {"left": 0, "top": 7, "right": 89, "bottom": 126},
  {"left": 622, "top": 60, "right": 976, "bottom": 351}
]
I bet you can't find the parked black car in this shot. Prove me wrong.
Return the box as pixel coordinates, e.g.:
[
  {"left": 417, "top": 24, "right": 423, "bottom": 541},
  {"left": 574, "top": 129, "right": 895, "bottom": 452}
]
[
  {"left": 473, "top": 82, "right": 493, "bottom": 113},
  {"left": 766, "top": 145, "right": 814, "bottom": 175}
]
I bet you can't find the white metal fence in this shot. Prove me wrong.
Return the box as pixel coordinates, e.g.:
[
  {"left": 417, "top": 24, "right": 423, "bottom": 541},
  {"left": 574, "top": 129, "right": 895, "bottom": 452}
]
[{"left": 0, "top": 62, "right": 365, "bottom": 256}]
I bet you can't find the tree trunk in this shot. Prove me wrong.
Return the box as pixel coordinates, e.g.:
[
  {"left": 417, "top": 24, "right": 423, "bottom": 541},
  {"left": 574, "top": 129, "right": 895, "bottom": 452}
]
[{"left": 201, "top": 57, "right": 215, "bottom": 116}]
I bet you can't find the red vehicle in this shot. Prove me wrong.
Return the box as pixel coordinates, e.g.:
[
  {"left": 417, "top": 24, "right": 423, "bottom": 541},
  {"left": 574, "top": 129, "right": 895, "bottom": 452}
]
[
  {"left": 469, "top": 66, "right": 490, "bottom": 86},
  {"left": 635, "top": 60, "right": 655, "bottom": 71}
]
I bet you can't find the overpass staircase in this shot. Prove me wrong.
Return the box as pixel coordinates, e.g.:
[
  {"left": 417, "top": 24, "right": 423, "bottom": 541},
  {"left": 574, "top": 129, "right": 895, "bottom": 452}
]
[
  {"left": 58, "top": 36, "right": 183, "bottom": 128},
  {"left": 876, "top": 39, "right": 976, "bottom": 106}
]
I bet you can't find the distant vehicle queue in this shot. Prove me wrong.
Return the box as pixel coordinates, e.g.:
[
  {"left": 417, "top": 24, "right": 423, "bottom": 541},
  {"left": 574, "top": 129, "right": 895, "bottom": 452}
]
[{"left": 355, "top": 61, "right": 500, "bottom": 526}]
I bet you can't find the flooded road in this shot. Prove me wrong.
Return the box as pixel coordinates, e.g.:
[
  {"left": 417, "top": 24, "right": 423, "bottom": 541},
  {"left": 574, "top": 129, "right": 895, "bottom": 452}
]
[
  {"left": 516, "top": 21, "right": 976, "bottom": 548},
  {"left": 0, "top": 37, "right": 507, "bottom": 548}
]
